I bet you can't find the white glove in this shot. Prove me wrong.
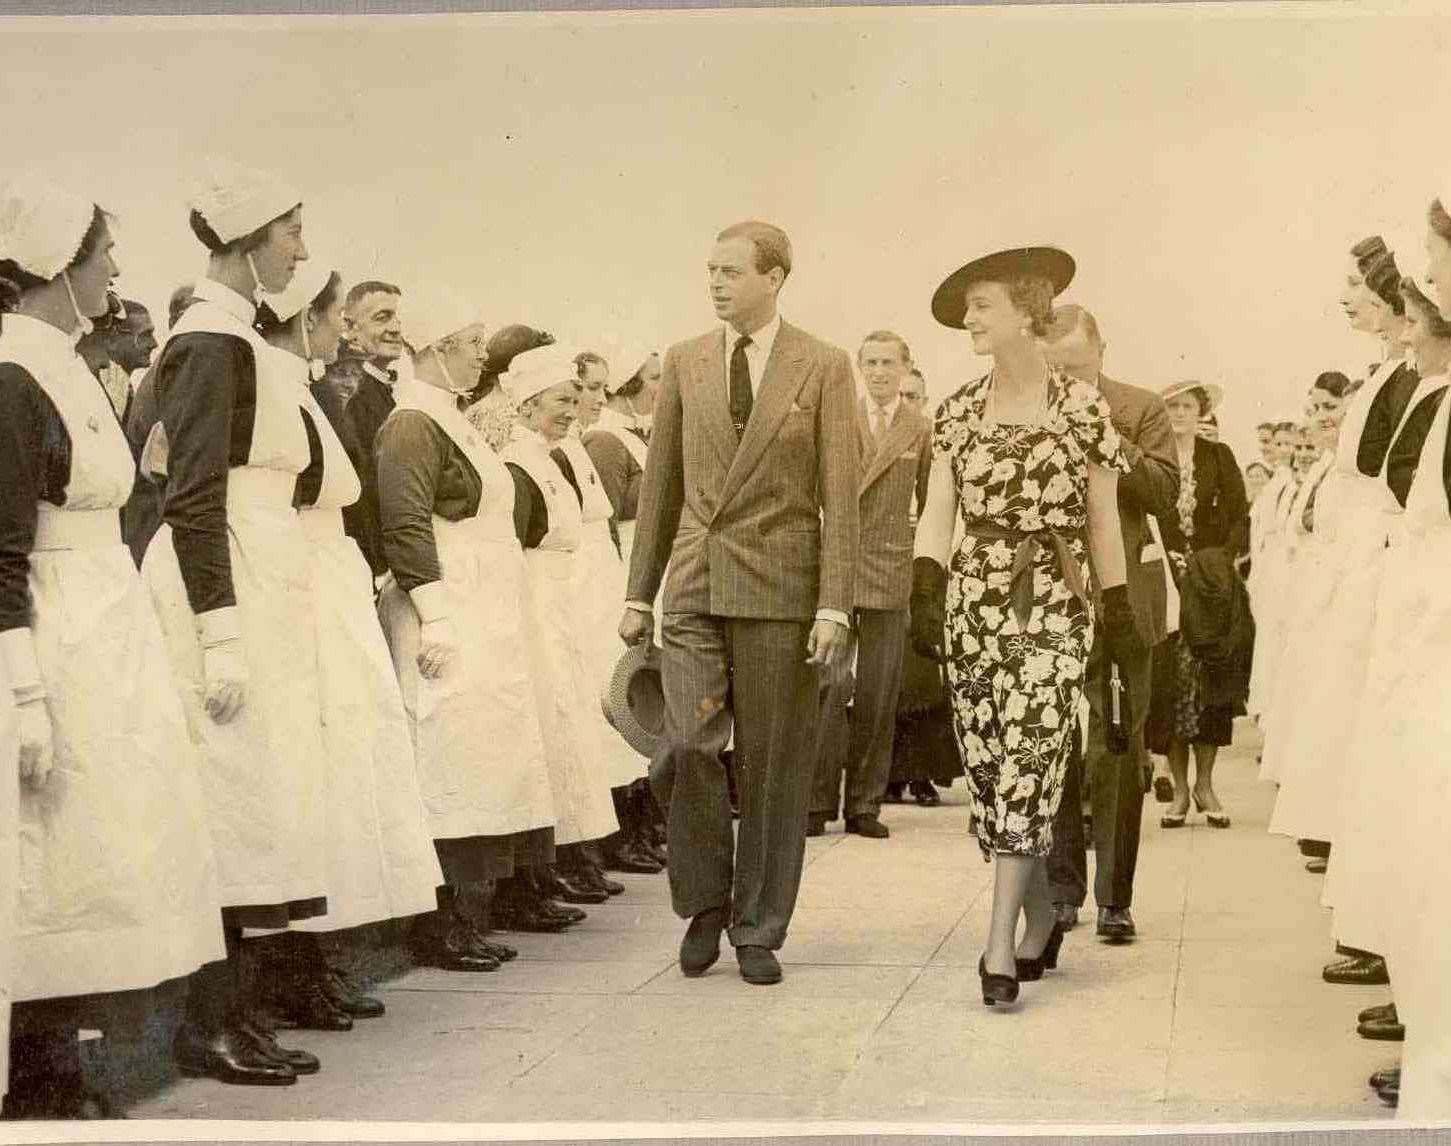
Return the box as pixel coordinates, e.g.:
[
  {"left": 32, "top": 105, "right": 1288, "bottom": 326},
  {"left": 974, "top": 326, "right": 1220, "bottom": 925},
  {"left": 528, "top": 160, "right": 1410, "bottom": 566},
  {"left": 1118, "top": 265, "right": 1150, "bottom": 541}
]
[
  {"left": 417, "top": 618, "right": 457, "bottom": 680},
  {"left": 15, "top": 695, "right": 54, "bottom": 787},
  {"left": 410, "top": 582, "right": 455, "bottom": 680},
  {"left": 199, "top": 608, "right": 248, "bottom": 724}
]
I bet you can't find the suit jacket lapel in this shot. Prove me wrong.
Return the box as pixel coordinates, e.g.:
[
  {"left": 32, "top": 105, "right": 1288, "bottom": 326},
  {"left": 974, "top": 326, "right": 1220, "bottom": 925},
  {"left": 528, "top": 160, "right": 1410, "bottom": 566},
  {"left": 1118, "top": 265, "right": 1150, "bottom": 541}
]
[
  {"left": 855, "top": 399, "right": 877, "bottom": 465},
  {"left": 696, "top": 332, "right": 738, "bottom": 472},
  {"left": 715, "top": 322, "right": 809, "bottom": 515},
  {"left": 860, "top": 404, "right": 922, "bottom": 492}
]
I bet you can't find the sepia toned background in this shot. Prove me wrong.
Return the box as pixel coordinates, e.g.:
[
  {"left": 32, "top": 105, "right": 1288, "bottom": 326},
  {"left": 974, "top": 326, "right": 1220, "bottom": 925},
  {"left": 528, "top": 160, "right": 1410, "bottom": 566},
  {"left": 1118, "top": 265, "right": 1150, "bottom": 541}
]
[{"left": 1, "top": 2, "right": 1447, "bottom": 462}]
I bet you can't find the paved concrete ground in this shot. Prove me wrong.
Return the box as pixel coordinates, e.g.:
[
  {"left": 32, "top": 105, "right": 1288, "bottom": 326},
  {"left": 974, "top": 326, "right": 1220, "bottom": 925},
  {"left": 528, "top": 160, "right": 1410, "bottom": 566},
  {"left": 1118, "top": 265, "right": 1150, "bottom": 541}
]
[{"left": 132, "top": 724, "right": 1396, "bottom": 1128}]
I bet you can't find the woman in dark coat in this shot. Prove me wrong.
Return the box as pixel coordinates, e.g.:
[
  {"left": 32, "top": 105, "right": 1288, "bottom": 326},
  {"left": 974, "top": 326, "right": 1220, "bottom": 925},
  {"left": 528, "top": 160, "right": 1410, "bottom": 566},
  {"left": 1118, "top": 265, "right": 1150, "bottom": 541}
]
[{"left": 1147, "top": 381, "right": 1250, "bottom": 829}]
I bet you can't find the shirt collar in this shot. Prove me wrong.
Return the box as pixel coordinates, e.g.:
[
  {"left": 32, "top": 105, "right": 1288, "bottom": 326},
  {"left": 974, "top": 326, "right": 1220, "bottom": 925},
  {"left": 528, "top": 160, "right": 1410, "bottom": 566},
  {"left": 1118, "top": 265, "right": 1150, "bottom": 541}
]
[
  {"left": 362, "top": 359, "right": 398, "bottom": 387},
  {"left": 726, "top": 311, "right": 782, "bottom": 359},
  {"left": 868, "top": 394, "right": 901, "bottom": 424},
  {"left": 193, "top": 277, "right": 257, "bottom": 325}
]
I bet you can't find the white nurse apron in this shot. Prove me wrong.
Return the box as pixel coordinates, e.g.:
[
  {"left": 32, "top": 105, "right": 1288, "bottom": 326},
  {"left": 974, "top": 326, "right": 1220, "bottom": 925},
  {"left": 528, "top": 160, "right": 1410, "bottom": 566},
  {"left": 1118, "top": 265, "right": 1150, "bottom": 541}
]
[
  {"left": 1, "top": 316, "right": 224, "bottom": 1001},
  {"left": 141, "top": 302, "right": 329, "bottom": 913},
  {"left": 377, "top": 379, "right": 557, "bottom": 843},
  {"left": 503, "top": 430, "right": 620, "bottom": 845}
]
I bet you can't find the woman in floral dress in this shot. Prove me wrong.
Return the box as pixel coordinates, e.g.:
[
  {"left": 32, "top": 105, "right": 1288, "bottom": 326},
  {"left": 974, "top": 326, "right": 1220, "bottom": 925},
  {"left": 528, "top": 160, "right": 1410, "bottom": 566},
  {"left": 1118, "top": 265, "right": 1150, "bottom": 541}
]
[{"left": 912, "top": 246, "right": 1132, "bottom": 1006}]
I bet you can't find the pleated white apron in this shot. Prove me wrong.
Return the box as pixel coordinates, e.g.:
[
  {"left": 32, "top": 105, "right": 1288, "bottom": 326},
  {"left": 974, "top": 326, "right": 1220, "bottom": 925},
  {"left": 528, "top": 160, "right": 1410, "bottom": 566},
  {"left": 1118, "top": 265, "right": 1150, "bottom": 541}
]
[
  {"left": 1, "top": 318, "right": 224, "bottom": 1001},
  {"left": 1330, "top": 375, "right": 1451, "bottom": 955},
  {"left": 142, "top": 306, "right": 329, "bottom": 914},
  {"left": 378, "top": 381, "right": 557, "bottom": 843},
  {"left": 504, "top": 432, "right": 620, "bottom": 845},
  {"left": 559, "top": 433, "right": 648, "bottom": 787},
  {"left": 1267, "top": 367, "right": 1414, "bottom": 843},
  {"left": 276, "top": 367, "right": 444, "bottom": 931},
  {"left": 1, "top": 651, "right": 17, "bottom": 1097},
  {"left": 1246, "top": 473, "right": 1300, "bottom": 733}
]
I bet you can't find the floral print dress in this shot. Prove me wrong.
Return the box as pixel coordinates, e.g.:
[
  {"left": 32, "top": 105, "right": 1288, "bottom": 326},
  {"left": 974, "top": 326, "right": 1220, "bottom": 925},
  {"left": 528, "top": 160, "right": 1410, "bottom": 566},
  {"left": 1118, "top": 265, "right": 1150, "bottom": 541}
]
[{"left": 936, "top": 368, "right": 1128, "bottom": 860}]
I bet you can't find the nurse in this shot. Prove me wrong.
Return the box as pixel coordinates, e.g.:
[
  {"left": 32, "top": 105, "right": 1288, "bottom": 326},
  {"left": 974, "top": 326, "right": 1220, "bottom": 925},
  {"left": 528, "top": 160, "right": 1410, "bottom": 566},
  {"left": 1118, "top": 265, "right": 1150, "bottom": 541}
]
[
  {"left": 374, "top": 301, "right": 561, "bottom": 970},
  {"left": 0, "top": 174, "right": 223, "bottom": 1115},
  {"left": 253, "top": 264, "right": 443, "bottom": 1022},
  {"left": 141, "top": 158, "right": 330, "bottom": 1086},
  {"left": 501, "top": 347, "right": 622, "bottom": 904}
]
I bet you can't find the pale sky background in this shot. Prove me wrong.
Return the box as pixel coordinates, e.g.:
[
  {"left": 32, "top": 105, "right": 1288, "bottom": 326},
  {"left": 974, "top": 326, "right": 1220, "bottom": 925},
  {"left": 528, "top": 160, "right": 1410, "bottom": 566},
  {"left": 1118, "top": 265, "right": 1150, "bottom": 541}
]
[{"left": 2, "top": 3, "right": 1448, "bottom": 463}]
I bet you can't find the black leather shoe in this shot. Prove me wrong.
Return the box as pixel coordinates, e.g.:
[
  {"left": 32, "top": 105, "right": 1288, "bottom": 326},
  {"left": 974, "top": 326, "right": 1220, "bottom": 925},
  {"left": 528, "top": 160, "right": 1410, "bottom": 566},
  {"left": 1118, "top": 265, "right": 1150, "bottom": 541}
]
[
  {"left": 737, "top": 945, "right": 783, "bottom": 985},
  {"left": 575, "top": 862, "right": 625, "bottom": 897},
  {"left": 911, "top": 780, "right": 941, "bottom": 807},
  {"left": 978, "top": 955, "right": 1019, "bottom": 1006},
  {"left": 806, "top": 814, "right": 827, "bottom": 838},
  {"left": 1358, "top": 1016, "right": 1406, "bottom": 1042},
  {"left": 1054, "top": 903, "right": 1079, "bottom": 931},
  {"left": 238, "top": 1019, "right": 322, "bottom": 1075},
  {"left": 680, "top": 905, "right": 727, "bottom": 977},
  {"left": 1298, "top": 838, "right": 1331, "bottom": 859},
  {"left": 846, "top": 814, "right": 890, "bottom": 839},
  {"left": 1369, "top": 1067, "right": 1399, "bottom": 1090},
  {"left": 271, "top": 979, "right": 354, "bottom": 1031},
  {"left": 542, "top": 899, "right": 587, "bottom": 925},
  {"left": 1323, "top": 954, "right": 1390, "bottom": 985},
  {"left": 1305, "top": 857, "right": 1328, "bottom": 874},
  {"left": 604, "top": 845, "right": 663, "bottom": 875},
  {"left": 1377, "top": 1078, "right": 1400, "bottom": 1107},
  {"left": 1360, "top": 1003, "right": 1397, "bottom": 1024},
  {"left": 174, "top": 1023, "right": 297, "bottom": 1086},
  {"left": 1097, "top": 906, "right": 1136, "bottom": 942},
  {"left": 884, "top": 782, "right": 907, "bottom": 804},
  {"left": 1017, "top": 921, "right": 1067, "bottom": 980},
  {"left": 322, "top": 967, "right": 385, "bottom": 1019},
  {"left": 551, "top": 872, "right": 609, "bottom": 904}
]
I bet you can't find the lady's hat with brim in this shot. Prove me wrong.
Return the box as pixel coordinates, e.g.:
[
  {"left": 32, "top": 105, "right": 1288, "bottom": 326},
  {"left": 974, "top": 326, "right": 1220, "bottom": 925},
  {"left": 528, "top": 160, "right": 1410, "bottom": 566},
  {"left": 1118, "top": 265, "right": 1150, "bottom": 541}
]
[
  {"left": 602, "top": 641, "right": 666, "bottom": 759},
  {"left": 0, "top": 173, "right": 102, "bottom": 281},
  {"left": 502, "top": 343, "right": 580, "bottom": 406},
  {"left": 189, "top": 156, "right": 301, "bottom": 245},
  {"left": 931, "top": 246, "right": 1076, "bottom": 329},
  {"left": 1160, "top": 379, "right": 1224, "bottom": 413}
]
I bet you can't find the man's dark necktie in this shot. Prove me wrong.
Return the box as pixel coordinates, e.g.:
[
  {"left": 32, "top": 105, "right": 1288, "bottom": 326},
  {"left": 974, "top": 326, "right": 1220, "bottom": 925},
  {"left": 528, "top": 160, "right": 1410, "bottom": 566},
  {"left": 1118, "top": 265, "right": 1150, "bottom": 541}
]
[{"left": 729, "top": 335, "right": 753, "bottom": 438}]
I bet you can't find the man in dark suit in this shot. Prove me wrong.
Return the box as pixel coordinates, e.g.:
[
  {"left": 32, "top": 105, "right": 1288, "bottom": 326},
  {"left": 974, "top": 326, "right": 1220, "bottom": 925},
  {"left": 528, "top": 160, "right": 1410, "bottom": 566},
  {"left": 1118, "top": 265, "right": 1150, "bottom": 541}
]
[
  {"left": 1041, "top": 304, "right": 1179, "bottom": 941},
  {"left": 619, "top": 220, "right": 859, "bottom": 986},
  {"left": 808, "top": 331, "right": 930, "bottom": 840}
]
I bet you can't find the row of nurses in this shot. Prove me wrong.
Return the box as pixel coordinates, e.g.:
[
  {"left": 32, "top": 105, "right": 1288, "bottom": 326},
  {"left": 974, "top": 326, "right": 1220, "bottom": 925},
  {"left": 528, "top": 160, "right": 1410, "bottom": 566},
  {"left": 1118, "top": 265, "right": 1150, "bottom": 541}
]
[{"left": 0, "top": 175, "right": 225, "bottom": 1115}]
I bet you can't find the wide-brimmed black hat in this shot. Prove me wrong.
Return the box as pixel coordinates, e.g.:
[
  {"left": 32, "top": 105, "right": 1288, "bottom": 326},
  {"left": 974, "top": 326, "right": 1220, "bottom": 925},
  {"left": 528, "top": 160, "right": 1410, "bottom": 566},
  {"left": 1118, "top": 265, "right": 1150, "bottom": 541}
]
[
  {"left": 931, "top": 246, "right": 1076, "bottom": 329},
  {"left": 602, "top": 641, "right": 666, "bottom": 760}
]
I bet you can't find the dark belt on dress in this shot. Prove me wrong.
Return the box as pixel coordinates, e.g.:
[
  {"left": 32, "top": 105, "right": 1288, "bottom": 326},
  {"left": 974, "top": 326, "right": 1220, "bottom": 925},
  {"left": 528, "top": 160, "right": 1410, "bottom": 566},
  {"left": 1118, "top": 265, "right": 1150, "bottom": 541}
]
[{"left": 962, "top": 520, "right": 1091, "bottom": 631}]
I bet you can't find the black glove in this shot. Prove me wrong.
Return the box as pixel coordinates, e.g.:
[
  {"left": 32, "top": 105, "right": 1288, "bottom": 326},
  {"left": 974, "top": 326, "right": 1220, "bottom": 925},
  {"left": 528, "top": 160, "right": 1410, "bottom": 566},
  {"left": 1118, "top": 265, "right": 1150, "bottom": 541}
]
[{"left": 909, "top": 556, "right": 948, "bottom": 665}]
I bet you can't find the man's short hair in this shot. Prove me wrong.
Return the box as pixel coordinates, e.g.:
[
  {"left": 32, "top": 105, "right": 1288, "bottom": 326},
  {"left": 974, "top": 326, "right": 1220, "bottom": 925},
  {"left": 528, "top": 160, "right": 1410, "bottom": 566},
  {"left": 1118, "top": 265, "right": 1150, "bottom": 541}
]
[
  {"left": 345, "top": 280, "right": 401, "bottom": 311},
  {"left": 1256, "top": 421, "right": 1276, "bottom": 432},
  {"left": 1045, "top": 303, "right": 1103, "bottom": 346},
  {"left": 574, "top": 350, "right": 608, "bottom": 378},
  {"left": 716, "top": 220, "right": 792, "bottom": 280},
  {"left": 858, "top": 329, "right": 911, "bottom": 364}
]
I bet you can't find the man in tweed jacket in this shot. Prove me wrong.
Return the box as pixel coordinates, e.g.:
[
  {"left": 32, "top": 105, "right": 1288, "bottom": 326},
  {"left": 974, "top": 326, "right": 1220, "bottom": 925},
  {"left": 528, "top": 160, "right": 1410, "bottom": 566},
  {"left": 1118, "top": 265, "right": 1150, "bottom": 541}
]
[
  {"left": 809, "top": 331, "right": 931, "bottom": 840},
  {"left": 620, "top": 220, "right": 859, "bottom": 986}
]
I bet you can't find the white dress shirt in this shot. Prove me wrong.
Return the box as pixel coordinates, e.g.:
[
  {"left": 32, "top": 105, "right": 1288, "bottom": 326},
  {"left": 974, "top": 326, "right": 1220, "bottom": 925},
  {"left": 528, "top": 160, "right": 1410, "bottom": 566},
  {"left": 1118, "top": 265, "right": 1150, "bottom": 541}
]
[
  {"left": 724, "top": 311, "right": 782, "bottom": 397},
  {"left": 866, "top": 394, "right": 900, "bottom": 445},
  {"left": 626, "top": 309, "right": 848, "bottom": 630}
]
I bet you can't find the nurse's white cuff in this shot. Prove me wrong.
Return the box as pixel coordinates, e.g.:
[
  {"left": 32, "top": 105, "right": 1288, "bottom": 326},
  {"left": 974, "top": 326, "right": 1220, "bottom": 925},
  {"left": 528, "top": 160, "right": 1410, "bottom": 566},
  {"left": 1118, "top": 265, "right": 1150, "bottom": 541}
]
[
  {"left": 410, "top": 581, "right": 449, "bottom": 624},
  {"left": 0, "top": 626, "right": 43, "bottom": 696},
  {"left": 198, "top": 606, "right": 241, "bottom": 649}
]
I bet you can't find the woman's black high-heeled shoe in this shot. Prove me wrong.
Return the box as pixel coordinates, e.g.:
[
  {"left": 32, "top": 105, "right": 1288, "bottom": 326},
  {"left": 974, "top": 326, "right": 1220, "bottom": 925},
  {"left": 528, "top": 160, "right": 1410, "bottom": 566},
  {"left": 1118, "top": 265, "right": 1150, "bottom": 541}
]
[
  {"left": 978, "top": 955, "right": 1020, "bottom": 1006},
  {"left": 1191, "top": 793, "right": 1230, "bottom": 829},
  {"left": 1015, "top": 920, "right": 1066, "bottom": 981}
]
